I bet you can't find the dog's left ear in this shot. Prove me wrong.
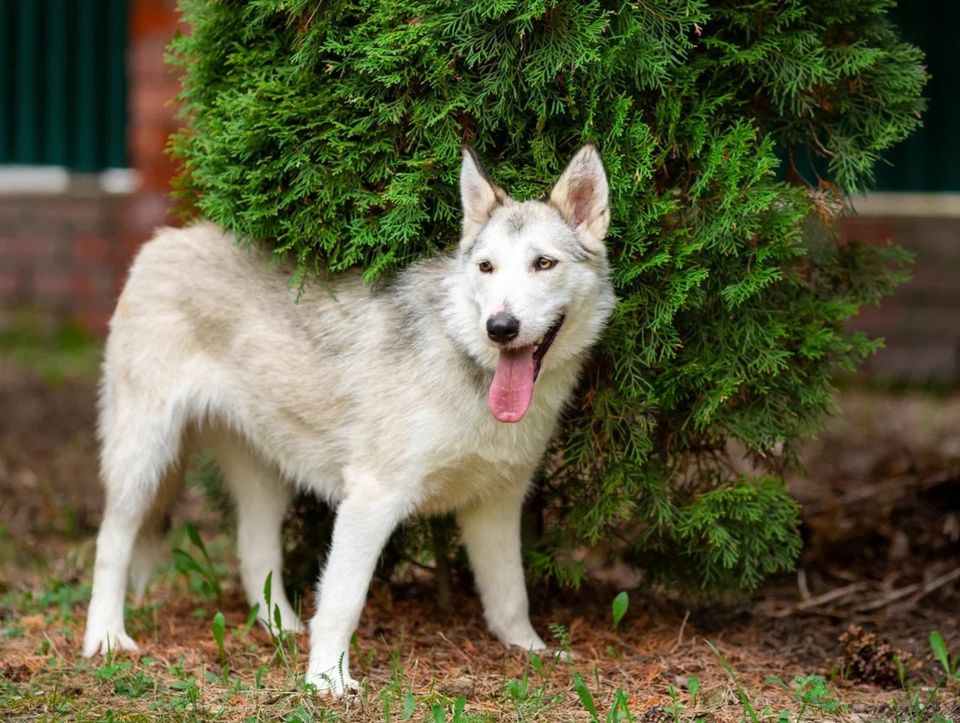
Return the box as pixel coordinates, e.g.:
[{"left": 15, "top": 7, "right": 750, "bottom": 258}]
[
  {"left": 460, "top": 145, "right": 510, "bottom": 246},
  {"left": 549, "top": 144, "right": 610, "bottom": 249}
]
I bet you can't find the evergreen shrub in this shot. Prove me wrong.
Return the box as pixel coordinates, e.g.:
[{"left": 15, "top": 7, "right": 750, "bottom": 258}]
[{"left": 170, "top": 0, "right": 925, "bottom": 593}]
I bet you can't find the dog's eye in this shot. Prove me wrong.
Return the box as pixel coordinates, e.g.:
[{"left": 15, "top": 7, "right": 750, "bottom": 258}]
[
  {"left": 478, "top": 260, "right": 494, "bottom": 273},
  {"left": 534, "top": 256, "right": 558, "bottom": 271}
]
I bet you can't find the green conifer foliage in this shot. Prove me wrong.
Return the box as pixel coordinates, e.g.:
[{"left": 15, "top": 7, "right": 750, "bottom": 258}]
[{"left": 170, "top": 0, "right": 924, "bottom": 592}]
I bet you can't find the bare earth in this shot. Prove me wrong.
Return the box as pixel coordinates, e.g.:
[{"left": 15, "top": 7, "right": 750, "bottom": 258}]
[{"left": 1, "top": 352, "right": 958, "bottom": 722}]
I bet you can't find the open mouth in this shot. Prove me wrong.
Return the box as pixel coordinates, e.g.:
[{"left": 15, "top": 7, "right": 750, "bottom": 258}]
[
  {"left": 532, "top": 313, "right": 565, "bottom": 380},
  {"left": 487, "top": 313, "right": 565, "bottom": 424}
]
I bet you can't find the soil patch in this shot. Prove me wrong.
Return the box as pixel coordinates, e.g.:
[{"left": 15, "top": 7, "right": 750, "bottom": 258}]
[{"left": 1, "top": 359, "right": 958, "bottom": 721}]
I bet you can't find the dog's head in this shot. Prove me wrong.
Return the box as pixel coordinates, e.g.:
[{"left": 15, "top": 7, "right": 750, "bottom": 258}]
[{"left": 452, "top": 144, "right": 615, "bottom": 423}]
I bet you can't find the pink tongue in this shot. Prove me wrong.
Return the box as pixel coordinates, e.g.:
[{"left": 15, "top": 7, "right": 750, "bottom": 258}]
[{"left": 488, "top": 346, "right": 536, "bottom": 423}]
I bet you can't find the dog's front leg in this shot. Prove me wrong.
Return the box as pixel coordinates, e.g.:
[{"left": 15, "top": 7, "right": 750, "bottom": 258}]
[
  {"left": 458, "top": 484, "right": 546, "bottom": 652},
  {"left": 306, "top": 476, "right": 409, "bottom": 695}
]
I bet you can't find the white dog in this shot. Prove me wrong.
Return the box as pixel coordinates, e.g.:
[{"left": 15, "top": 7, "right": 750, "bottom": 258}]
[{"left": 83, "top": 145, "right": 615, "bottom": 693}]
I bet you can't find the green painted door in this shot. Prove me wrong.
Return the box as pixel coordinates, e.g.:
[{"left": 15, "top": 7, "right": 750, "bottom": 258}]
[
  {"left": 0, "top": 0, "right": 128, "bottom": 172},
  {"left": 869, "top": 2, "right": 957, "bottom": 192}
]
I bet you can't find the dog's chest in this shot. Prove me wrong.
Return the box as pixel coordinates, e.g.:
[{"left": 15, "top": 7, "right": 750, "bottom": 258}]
[
  {"left": 417, "top": 453, "right": 526, "bottom": 514},
  {"left": 413, "top": 406, "right": 556, "bottom": 514}
]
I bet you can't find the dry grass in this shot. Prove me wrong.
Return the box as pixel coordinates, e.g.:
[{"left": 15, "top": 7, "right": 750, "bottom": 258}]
[
  {"left": 2, "top": 335, "right": 959, "bottom": 722},
  {"left": 2, "top": 526, "right": 957, "bottom": 722}
]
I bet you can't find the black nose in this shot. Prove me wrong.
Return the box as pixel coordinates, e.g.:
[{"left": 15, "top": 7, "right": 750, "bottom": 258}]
[{"left": 486, "top": 313, "right": 520, "bottom": 343}]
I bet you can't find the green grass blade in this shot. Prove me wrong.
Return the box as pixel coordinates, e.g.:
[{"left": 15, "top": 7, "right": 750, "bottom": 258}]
[
  {"left": 705, "top": 640, "right": 759, "bottom": 723},
  {"left": 929, "top": 631, "right": 955, "bottom": 678},
  {"left": 211, "top": 611, "right": 226, "bottom": 662},
  {"left": 611, "top": 591, "right": 629, "bottom": 629},
  {"left": 573, "top": 672, "right": 599, "bottom": 721}
]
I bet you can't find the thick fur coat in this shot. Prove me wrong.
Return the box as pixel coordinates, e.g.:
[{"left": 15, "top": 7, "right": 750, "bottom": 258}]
[{"left": 83, "top": 145, "right": 615, "bottom": 693}]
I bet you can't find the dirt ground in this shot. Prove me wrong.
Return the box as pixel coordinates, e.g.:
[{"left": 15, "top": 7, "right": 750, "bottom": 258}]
[{"left": 1, "top": 352, "right": 958, "bottom": 721}]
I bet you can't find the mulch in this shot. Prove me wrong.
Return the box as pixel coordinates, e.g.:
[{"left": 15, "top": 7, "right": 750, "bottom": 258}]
[{"left": 1, "top": 361, "right": 958, "bottom": 720}]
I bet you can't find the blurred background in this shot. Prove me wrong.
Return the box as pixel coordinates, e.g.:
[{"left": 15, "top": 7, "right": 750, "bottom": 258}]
[
  {"left": 0, "top": 3, "right": 956, "bottom": 717},
  {"left": 0, "top": 1, "right": 957, "bottom": 378},
  {"left": 0, "top": 0, "right": 180, "bottom": 339},
  {"left": 0, "top": 0, "right": 958, "bottom": 558}
]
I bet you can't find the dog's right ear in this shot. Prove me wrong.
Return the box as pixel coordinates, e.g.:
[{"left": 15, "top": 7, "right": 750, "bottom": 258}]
[
  {"left": 460, "top": 145, "right": 509, "bottom": 245},
  {"left": 549, "top": 144, "right": 610, "bottom": 251}
]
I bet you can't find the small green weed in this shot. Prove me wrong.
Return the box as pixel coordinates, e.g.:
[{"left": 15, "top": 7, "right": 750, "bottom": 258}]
[
  {"left": 884, "top": 631, "right": 958, "bottom": 723},
  {"left": 766, "top": 674, "right": 844, "bottom": 720},
  {"left": 706, "top": 640, "right": 760, "bottom": 723},
  {"left": 39, "top": 579, "right": 90, "bottom": 619},
  {"left": 687, "top": 675, "right": 700, "bottom": 708},
  {"left": 665, "top": 682, "right": 685, "bottom": 722},
  {"left": 505, "top": 664, "right": 550, "bottom": 716},
  {"left": 611, "top": 591, "right": 629, "bottom": 630},
  {"left": 572, "top": 671, "right": 599, "bottom": 721},
  {"left": 929, "top": 631, "right": 958, "bottom": 681},
  {"left": 172, "top": 523, "right": 222, "bottom": 599},
  {"left": 211, "top": 610, "right": 227, "bottom": 664},
  {"left": 93, "top": 656, "right": 157, "bottom": 700},
  {"left": 167, "top": 659, "right": 205, "bottom": 717}
]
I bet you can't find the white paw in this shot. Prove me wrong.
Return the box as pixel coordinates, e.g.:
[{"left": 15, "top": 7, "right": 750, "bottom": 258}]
[
  {"left": 514, "top": 643, "right": 573, "bottom": 662},
  {"left": 258, "top": 613, "right": 305, "bottom": 635},
  {"left": 284, "top": 618, "right": 306, "bottom": 634},
  {"left": 279, "top": 613, "right": 305, "bottom": 634},
  {"left": 513, "top": 635, "right": 547, "bottom": 651},
  {"left": 82, "top": 626, "right": 140, "bottom": 658},
  {"left": 255, "top": 602, "right": 305, "bottom": 634},
  {"left": 305, "top": 664, "right": 359, "bottom": 697},
  {"left": 504, "top": 631, "right": 573, "bottom": 661},
  {"left": 501, "top": 626, "right": 547, "bottom": 652}
]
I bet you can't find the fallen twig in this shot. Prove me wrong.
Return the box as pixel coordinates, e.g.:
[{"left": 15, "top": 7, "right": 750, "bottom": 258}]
[
  {"left": 805, "top": 470, "right": 959, "bottom": 516},
  {"left": 435, "top": 630, "right": 473, "bottom": 665},
  {"left": 770, "top": 582, "right": 866, "bottom": 618},
  {"left": 797, "top": 568, "right": 811, "bottom": 602},
  {"left": 857, "top": 565, "right": 960, "bottom": 613},
  {"left": 668, "top": 610, "right": 690, "bottom": 653}
]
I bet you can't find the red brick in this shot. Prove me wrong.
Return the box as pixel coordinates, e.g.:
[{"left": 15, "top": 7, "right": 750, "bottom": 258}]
[
  {"left": 0, "top": 272, "right": 17, "bottom": 297},
  {"left": 75, "top": 308, "right": 112, "bottom": 336},
  {"left": 0, "top": 236, "right": 59, "bottom": 260},
  {"left": 900, "top": 306, "right": 960, "bottom": 338},
  {"left": 70, "top": 272, "right": 98, "bottom": 298},
  {"left": 73, "top": 236, "right": 111, "bottom": 263},
  {"left": 129, "top": 128, "right": 179, "bottom": 191},
  {"left": 117, "top": 236, "right": 147, "bottom": 260},
  {"left": 131, "top": 84, "right": 179, "bottom": 121},
  {"left": 119, "top": 193, "right": 175, "bottom": 239},
  {"left": 129, "top": 50, "right": 179, "bottom": 87},
  {"left": 860, "top": 343, "right": 959, "bottom": 381},
  {"left": 850, "top": 304, "right": 899, "bottom": 334},
  {"left": 129, "top": 125, "right": 169, "bottom": 156},
  {"left": 896, "top": 268, "right": 960, "bottom": 305},
  {"left": 33, "top": 271, "right": 72, "bottom": 298},
  {"left": 839, "top": 218, "right": 895, "bottom": 245},
  {"left": 112, "top": 274, "right": 128, "bottom": 298},
  {"left": 125, "top": 3, "right": 182, "bottom": 199},
  {"left": 130, "top": 1, "right": 179, "bottom": 40}
]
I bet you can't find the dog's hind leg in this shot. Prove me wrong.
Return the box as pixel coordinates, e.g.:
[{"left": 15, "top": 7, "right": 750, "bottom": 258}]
[
  {"left": 84, "top": 396, "right": 187, "bottom": 658},
  {"left": 129, "top": 456, "right": 183, "bottom": 605},
  {"left": 208, "top": 432, "right": 302, "bottom": 633},
  {"left": 458, "top": 483, "right": 546, "bottom": 652}
]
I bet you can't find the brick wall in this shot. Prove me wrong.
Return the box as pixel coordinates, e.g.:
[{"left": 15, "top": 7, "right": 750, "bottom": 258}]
[
  {"left": 0, "top": 189, "right": 125, "bottom": 332},
  {"left": 0, "top": 0, "right": 180, "bottom": 335},
  {"left": 842, "top": 216, "right": 960, "bottom": 382},
  {"left": 0, "top": 1, "right": 956, "bottom": 384}
]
